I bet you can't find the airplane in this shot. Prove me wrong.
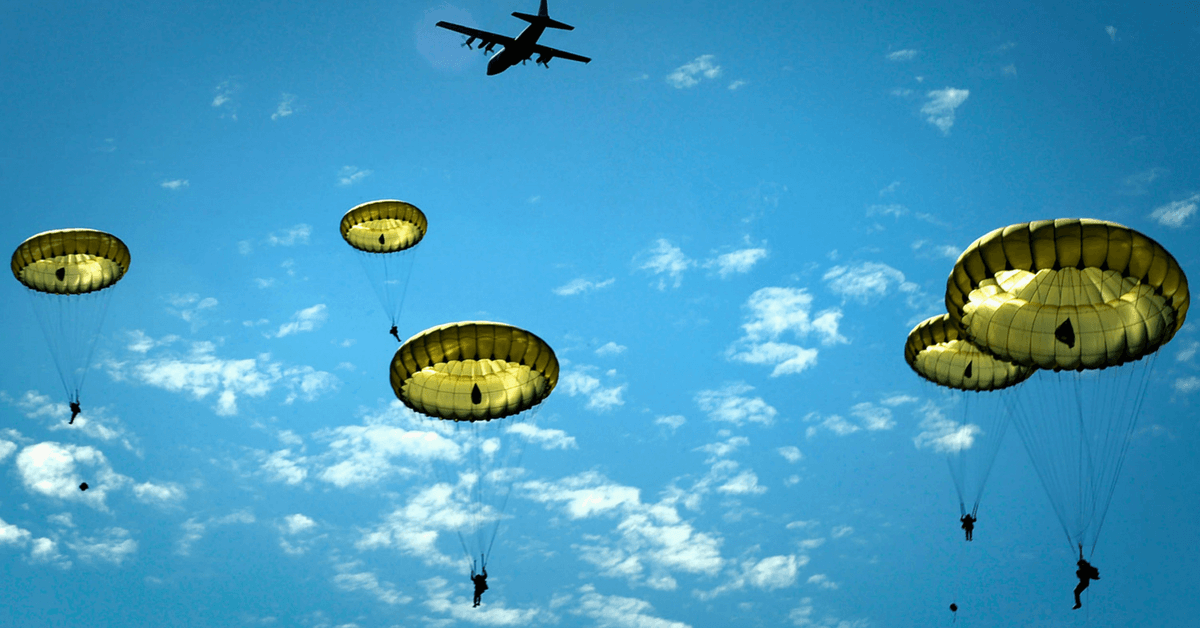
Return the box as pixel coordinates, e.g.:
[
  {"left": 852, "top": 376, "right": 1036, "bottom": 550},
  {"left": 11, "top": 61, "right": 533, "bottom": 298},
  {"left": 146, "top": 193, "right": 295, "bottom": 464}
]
[{"left": 436, "top": 0, "right": 590, "bottom": 76}]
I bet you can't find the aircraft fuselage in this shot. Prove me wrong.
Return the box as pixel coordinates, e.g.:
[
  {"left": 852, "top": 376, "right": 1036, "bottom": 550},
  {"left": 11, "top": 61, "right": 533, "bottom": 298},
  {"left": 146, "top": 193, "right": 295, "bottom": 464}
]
[{"left": 487, "top": 24, "right": 546, "bottom": 75}]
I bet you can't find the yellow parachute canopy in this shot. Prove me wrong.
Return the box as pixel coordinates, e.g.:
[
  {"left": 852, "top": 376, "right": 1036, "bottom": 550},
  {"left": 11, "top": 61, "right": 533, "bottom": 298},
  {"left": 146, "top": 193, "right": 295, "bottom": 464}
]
[
  {"left": 11, "top": 229, "right": 131, "bottom": 295},
  {"left": 340, "top": 200, "right": 428, "bottom": 254},
  {"left": 945, "top": 219, "right": 1189, "bottom": 370},
  {"left": 391, "top": 321, "right": 559, "bottom": 422},
  {"left": 905, "top": 314, "right": 1033, "bottom": 391}
]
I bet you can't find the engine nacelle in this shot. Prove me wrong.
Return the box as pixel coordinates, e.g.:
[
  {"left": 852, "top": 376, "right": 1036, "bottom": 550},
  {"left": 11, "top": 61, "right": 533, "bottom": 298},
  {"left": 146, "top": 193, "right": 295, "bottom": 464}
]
[
  {"left": 463, "top": 36, "right": 476, "bottom": 48},
  {"left": 536, "top": 53, "right": 552, "bottom": 67},
  {"left": 484, "top": 42, "right": 496, "bottom": 54}
]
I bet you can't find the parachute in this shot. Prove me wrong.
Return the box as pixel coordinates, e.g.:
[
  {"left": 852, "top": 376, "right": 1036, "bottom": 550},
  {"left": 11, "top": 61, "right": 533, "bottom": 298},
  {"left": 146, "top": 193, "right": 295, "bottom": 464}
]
[
  {"left": 905, "top": 313, "right": 1033, "bottom": 520},
  {"left": 945, "top": 219, "right": 1189, "bottom": 554},
  {"left": 340, "top": 200, "right": 428, "bottom": 336},
  {"left": 391, "top": 321, "right": 559, "bottom": 566},
  {"left": 11, "top": 229, "right": 131, "bottom": 415}
]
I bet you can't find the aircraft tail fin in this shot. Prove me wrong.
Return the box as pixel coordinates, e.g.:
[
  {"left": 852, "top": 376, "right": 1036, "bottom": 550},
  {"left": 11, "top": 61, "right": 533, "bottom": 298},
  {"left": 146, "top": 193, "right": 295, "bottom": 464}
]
[{"left": 512, "top": 0, "right": 574, "bottom": 30}]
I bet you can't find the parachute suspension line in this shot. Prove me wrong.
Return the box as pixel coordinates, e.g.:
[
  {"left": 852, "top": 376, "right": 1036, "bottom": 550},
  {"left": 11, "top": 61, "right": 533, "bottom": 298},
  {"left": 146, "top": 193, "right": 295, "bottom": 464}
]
[
  {"left": 1088, "top": 353, "right": 1158, "bottom": 557},
  {"left": 30, "top": 289, "right": 113, "bottom": 403},
  {"left": 479, "top": 405, "right": 541, "bottom": 565}
]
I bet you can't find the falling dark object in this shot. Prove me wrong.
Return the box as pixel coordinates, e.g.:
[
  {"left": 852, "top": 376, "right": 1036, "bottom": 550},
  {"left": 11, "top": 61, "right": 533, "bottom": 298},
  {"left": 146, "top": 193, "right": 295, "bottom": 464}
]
[
  {"left": 1055, "top": 319, "right": 1076, "bottom": 348},
  {"left": 963, "top": 360, "right": 973, "bottom": 379},
  {"left": 56, "top": 267, "right": 66, "bottom": 281},
  {"left": 378, "top": 234, "right": 385, "bottom": 245},
  {"left": 471, "top": 383, "right": 483, "bottom": 405},
  {"left": 79, "top": 482, "right": 89, "bottom": 491},
  {"left": 949, "top": 603, "right": 957, "bottom": 612}
]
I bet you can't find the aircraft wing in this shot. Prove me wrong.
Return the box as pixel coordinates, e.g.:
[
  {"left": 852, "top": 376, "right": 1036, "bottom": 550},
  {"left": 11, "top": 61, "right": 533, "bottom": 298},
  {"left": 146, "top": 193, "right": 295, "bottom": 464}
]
[
  {"left": 435, "top": 21, "right": 515, "bottom": 48},
  {"left": 530, "top": 43, "right": 591, "bottom": 64}
]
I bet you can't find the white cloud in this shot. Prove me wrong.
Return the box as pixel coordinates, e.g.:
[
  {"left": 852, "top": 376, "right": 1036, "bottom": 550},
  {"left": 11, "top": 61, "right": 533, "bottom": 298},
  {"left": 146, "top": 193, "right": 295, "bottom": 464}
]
[
  {"left": 268, "top": 224, "right": 311, "bottom": 246},
  {"left": 912, "top": 401, "right": 980, "bottom": 453},
  {"left": 421, "top": 576, "right": 544, "bottom": 625},
  {"left": 561, "top": 367, "right": 626, "bottom": 411},
  {"left": 789, "top": 597, "right": 868, "bottom": 628},
  {"left": 807, "top": 574, "right": 839, "bottom": 590},
  {"left": 656, "top": 415, "right": 686, "bottom": 430},
  {"left": 823, "top": 261, "right": 921, "bottom": 305},
  {"left": 717, "top": 469, "right": 766, "bottom": 495},
  {"left": 911, "top": 240, "right": 961, "bottom": 260},
  {"left": 282, "top": 513, "right": 317, "bottom": 535},
  {"left": 110, "top": 335, "right": 340, "bottom": 416},
  {"left": 778, "top": 446, "right": 802, "bottom": 462},
  {"left": 666, "top": 55, "right": 722, "bottom": 88},
  {"left": 15, "top": 442, "right": 127, "bottom": 511},
  {"left": 332, "top": 563, "right": 411, "bottom": 605},
  {"left": 637, "top": 239, "right": 695, "bottom": 289},
  {"left": 357, "top": 481, "right": 482, "bottom": 566},
  {"left": 161, "top": 179, "right": 189, "bottom": 190},
  {"left": 1121, "top": 167, "right": 1166, "bottom": 195},
  {"left": 554, "top": 277, "right": 615, "bottom": 296},
  {"left": 696, "top": 553, "right": 806, "bottom": 600},
  {"left": 69, "top": 527, "right": 137, "bottom": 565},
  {"left": 887, "top": 49, "right": 918, "bottom": 61},
  {"left": 727, "top": 80, "right": 747, "bottom": 90},
  {"left": 0, "top": 517, "right": 32, "bottom": 546},
  {"left": 850, "top": 402, "right": 894, "bottom": 431},
  {"left": 1106, "top": 25, "right": 1117, "bottom": 42},
  {"left": 1149, "top": 194, "right": 1198, "bottom": 228},
  {"left": 1175, "top": 377, "right": 1200, "bottom": 394},
  {"left": 921, "top": 88, "right": 969, "bottom": 134},
  {"left": 595, "top": 341, "right": 627, "bottom": 356},
  {"left": 507, "top": 422, "right": 577, "bottom": 450},
  {"left": 867, "top": 204, "right": 908, "bottom": 219},
  {"left": 177, "top": 510, "right": 254, "bottom": 555},
  {"left": 165, "top": 293, "right": 219, "bottom": 330},
  {"left": 1177, "top": 341, "right": 1199, "bottom": 363},
  {"left": 805, "top": 412, "right": 859, "bottom": 437},
  {"left": 726, "top": 287, "right": 845, "bottom": 376},
  {"left": 696, "top": 435, "right": 750, "bottom": 461},
  {"left": 261, "top": 448, "right": 309, "bottom": 485},
  {"left": 337, "top": 166, "right": 372, "bottom": 186},
  {"left": 879, "top": 181, "right": 901, "bottom": 196},
  {"left": 212, "top": 81, "right": 237, "bottom": 120},
  {"left": 831, "top": 525, "right": 853, "bottom": 538},
  {"left": 695, "top": 383, "right": 777, "bottom": 426},
  {"left": 705, "top": 247, "right": 769, "bottom": 278},
  {"left": 133, "top": 481, "right": 187, "bottom": 506},
  {"left": 315, "top": 415, "right": 459, "bottom": 489},
  {"left": 571, "top": 585, "right": 690, "bottom": 628},
  {"left": 273, "top": 304, "right": 328, "bottom": 338},
  {"left": 271, "top": 93, "right": 297, "bottom": 120}
]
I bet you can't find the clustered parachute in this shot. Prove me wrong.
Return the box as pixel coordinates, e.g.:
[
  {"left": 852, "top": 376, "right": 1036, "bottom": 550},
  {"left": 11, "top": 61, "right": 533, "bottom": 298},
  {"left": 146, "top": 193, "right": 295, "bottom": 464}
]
[
  {"left": 391, "top": 321, "right": 559, "bottom": 566},
  {"left": 907, "top": 218, "right": 1189, "bottom": 554},
  {"left": 341, "top": 199, "right": 428, "bottom": 338},
  {"left": 11, "top": 228, "right": 131, "bottom": 421}
]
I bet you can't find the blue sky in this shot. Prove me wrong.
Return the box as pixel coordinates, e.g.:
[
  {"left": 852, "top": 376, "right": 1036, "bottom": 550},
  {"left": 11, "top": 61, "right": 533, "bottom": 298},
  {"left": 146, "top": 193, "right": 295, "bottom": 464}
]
[{"left": 2, "top": 1, "right": 1199, "bottom": 626}]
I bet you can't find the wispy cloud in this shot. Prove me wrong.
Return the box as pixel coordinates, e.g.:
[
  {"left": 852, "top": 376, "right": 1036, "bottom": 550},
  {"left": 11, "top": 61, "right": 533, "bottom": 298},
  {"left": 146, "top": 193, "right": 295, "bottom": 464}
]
[
  {"left": 271, "top": 93, "right": 297, "bottom": 120},
  {"left": 595, "top": 341, "right": 626, "bottom": 357},
  {"left": 108, "top": 334, "right": 339, "bottom": 416},
  {"left": 337, "top": 166, "right": 372, "bottom": 186},
  {"left": 212, "top": 81, "right": 237, "bottom": 120},
  {"left": 636, "top": 239, "right": 695, "bottom": 289},
  {"left": 1121, "top": 167, "right": 1166, "bottom": 195},
  {"left": 273, "top": 304, "right": 328, "bottom": 338},
  {"left": 666, "top": 54, "right": 722, "bottom": 88},
  {"left": 921, "top": 88, "right": 970, "bottom": 135},
  {"left": 705, "top": 247, "right": 769, "bottom": 278},
  {"left": 160, "top": 179, "right": 189, "bottom": 190},
  {"left": 1106, "top": 25, "right": 1117, "bottom": 42},
  {"left": 823, "top": 261, "right": 922, "bottom": 306},
  {"left": 887, "top": 49, "right": 918, "bottom": 62},
  {"left": 554, "top": 277, "right": 615, "bottom": 296},
  {"left": 1149, "top": 194, "right": 1198, "bottom": 228},
  {"left": 561, "top": 366, "right": 626, "bottom": 411},
  {"left": 696, "top": 382, "right": 778, "bottom": 426},
  {"left": 268, "top": 224, "right": 311, "bottom": 246},
  {"left": 726, "top": 287, "right": 845, "bottom": 376},
  {"left": 728, "top": 80, "right": 747, "bottom": 90}
]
